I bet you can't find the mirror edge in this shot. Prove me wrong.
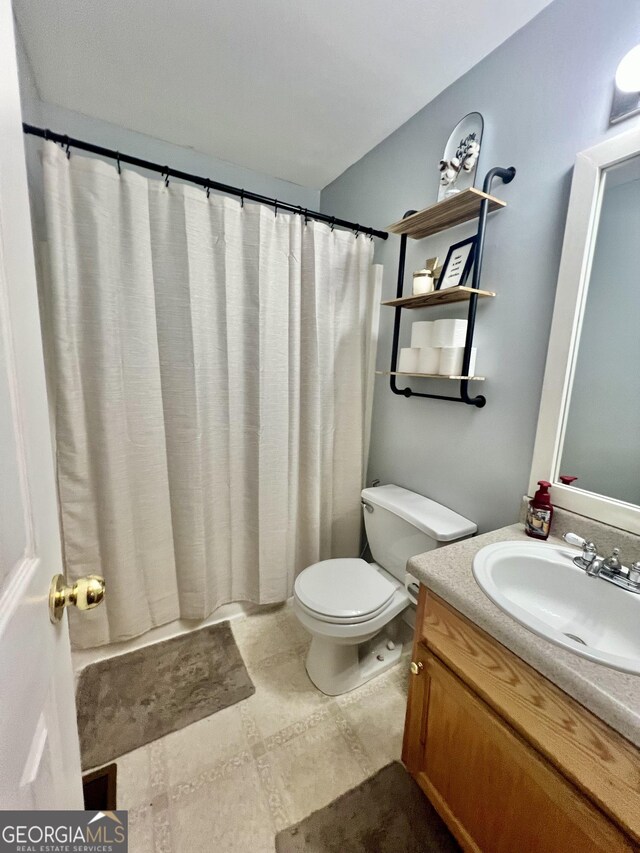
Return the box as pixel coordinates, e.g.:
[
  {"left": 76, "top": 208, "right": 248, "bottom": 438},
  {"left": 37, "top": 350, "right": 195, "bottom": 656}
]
[{"left": 529, "top": 125, "right": 640, "bottom": 534}]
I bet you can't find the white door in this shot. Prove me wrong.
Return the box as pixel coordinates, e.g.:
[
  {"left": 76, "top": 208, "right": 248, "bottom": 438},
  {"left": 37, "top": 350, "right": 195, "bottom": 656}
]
[{"left": 0, "top": 0, "right": 84, "bottom": 808}]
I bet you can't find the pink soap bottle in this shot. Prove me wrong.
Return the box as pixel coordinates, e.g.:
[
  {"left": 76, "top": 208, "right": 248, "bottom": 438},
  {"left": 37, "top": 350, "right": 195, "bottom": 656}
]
[{"left": 525, "top": 480, "right": 553, "bottom": 540}]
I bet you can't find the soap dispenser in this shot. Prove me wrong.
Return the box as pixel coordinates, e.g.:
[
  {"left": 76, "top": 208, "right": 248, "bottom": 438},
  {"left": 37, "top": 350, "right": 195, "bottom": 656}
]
[{"left": 525, "top": 480, "right": 553, "bottom": 540}]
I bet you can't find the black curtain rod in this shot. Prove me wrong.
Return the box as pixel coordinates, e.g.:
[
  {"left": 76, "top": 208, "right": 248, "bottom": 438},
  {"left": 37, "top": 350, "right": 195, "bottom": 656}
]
[{"left": 23, "top": 123, "right": 388, "bottom": 241}]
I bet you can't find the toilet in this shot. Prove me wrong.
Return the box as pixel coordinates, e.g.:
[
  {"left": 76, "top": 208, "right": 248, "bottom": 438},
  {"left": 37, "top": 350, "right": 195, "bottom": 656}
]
[{"left": 293, "top": 484, "right": 476, "bottom": 695}]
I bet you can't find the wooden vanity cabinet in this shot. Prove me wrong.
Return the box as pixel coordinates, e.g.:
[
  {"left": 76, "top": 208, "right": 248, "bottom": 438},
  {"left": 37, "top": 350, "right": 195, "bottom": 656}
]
[{"left": 402, "top": 587, "right": 640, "bottom": 852}]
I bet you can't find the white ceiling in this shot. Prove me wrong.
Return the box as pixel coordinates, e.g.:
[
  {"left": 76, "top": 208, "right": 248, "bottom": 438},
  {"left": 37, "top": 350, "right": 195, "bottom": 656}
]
[{"left": 14, "top": 0, "right": 553, "bottom": 189}]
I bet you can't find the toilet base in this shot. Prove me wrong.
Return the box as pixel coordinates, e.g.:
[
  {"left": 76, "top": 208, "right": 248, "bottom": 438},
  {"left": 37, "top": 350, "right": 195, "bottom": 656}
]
[{"left": 305, "top": 629, "right": 404, "bottom": 696}]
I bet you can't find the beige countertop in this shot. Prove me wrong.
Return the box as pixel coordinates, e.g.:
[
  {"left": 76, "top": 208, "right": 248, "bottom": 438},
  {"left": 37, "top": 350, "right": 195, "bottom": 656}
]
[{"left": 407, "top": 522, "right": 640, "bottom": 748}]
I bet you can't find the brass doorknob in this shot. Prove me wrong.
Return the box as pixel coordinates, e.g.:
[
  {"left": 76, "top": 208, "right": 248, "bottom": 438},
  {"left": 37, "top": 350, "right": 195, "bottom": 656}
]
[
  {"left": 410, "top": 661, "right": 424, "bottom": 675},
  {"left": 49, "top": 574, "right": 105, "bottom": 623}
]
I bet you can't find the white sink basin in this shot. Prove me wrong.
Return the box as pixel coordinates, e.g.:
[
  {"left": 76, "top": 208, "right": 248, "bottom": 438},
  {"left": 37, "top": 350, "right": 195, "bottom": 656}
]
[{"left": 472, "top": 540, "right": 640, "bottom": 674}]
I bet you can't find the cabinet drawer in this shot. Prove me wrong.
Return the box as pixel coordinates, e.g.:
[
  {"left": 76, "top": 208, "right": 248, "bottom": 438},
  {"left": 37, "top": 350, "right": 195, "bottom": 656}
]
[
  {"left": 415, "top": 652, "right": 634, "bottom": 853},
  {"left": 419, "top": 588, "right": 640, "bottom": 842}
]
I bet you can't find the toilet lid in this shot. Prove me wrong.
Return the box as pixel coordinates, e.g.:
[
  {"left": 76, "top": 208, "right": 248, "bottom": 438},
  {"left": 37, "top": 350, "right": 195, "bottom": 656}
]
[{"left": 294, "top": 558, "right": 395, "bottom": 620}]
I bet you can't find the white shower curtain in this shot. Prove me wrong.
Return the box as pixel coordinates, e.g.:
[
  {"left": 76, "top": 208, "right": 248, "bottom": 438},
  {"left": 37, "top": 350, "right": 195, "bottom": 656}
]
[{"left": 38, "top": 143, "right": 381, "bottom": 649}]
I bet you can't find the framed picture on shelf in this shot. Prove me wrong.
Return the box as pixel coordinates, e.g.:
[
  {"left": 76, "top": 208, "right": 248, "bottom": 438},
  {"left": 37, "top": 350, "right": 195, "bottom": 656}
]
[{"left": 436, "top": 236, "right": 476, "bottom": 290}]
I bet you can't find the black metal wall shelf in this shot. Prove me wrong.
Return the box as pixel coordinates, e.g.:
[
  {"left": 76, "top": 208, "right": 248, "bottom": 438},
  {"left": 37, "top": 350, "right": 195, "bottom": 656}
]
[{"left": 385, "top": 165, "right": 516, "bottom": 408}]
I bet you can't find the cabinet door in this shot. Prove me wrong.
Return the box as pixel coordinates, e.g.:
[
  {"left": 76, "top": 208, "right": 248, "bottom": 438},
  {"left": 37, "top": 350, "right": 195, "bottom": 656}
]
[{"left": 403, "top": 649, "right": 633, "bottom": 853}]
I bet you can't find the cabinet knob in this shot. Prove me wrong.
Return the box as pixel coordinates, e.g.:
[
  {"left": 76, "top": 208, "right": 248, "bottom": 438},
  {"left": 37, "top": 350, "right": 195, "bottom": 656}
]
[{"left": 410, "top": 661, "right": 424, "bottom": 675}]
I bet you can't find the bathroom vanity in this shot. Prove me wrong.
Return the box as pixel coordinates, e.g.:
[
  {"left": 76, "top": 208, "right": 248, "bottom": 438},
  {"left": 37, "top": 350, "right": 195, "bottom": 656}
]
[{"left": 402, "top": 525, "right": 640, "bottom": 852}]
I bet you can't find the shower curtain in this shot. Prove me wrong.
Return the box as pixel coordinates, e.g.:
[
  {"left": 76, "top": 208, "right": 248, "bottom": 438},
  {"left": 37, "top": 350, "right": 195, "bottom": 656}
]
[{"left": 38, "top": 143, "right": 381, "bottom": 649}]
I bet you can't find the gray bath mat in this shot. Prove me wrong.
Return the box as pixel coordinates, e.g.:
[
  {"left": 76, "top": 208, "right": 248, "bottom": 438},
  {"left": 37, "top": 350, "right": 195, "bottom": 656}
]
[
  {"left": 276, "top": 761, "right": 460, "bottom": 853},
  {"left": 76, "top": 621, "right": 254, "bottom": 769}
]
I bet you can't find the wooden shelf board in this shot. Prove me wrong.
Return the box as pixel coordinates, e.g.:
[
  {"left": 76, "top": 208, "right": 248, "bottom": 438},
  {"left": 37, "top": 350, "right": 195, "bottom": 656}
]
[
  {"left": 386, "top": 188, "right": 506, "bottom": 239},
  {"left": 377, "top": 371, "right": 485, "bottom": 381},
  {"left": 382, "top": 285, "right": 495, "bottom": 309}
]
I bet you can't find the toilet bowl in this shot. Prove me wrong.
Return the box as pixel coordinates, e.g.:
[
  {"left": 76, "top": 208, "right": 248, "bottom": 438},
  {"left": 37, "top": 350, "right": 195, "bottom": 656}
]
[
  {"left": 293, "top": 559, "right": 410, "bottom": 695},
  {"left": 293, "top": 484, "right": 476, "bottom": 695}
]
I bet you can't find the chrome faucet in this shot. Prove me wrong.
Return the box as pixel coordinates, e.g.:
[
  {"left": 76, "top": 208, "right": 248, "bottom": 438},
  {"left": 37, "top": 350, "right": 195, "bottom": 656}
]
[
  {"left": 586, "top": 553, "right": 606, "bottom": 578},
  {"left": 562, "top": 533, "right": 640, "bottom": 593}
]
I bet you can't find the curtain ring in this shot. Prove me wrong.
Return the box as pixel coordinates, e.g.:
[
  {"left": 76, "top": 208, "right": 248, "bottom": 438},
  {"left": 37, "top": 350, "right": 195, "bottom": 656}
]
[
  {"left": 240, "top": 189, "right": 244, "bottom": 208},
  {"left": 162, "top": 168, "right": 170, "bottom": 187},
  {"left": 43, "top": 128, "right": 50, "bottom": 142},
  {"left": 204, "top": 180, "right": 211, "bottom": 198},
  {"left": 354, "top": 225, "right": 360, "bottom": 239},
  {"left": 63, "top": 135, "right": 71, "bottom": 159},
  {"left": 330, "top": 217, "right": 335, "bottom": 233},
  {"left": 274, "top": 199, "right": 278, "bottom": 218},
  {"left": 304, "top": 208, "right": 309, "bottom": 225},
  {"left": 116, "top": 152, "right": 122, "bottom": 175}
]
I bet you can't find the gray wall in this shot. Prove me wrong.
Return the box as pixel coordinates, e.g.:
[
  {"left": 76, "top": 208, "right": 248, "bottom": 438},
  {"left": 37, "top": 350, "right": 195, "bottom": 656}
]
[
  {"left": 321, "top": 0, "right": 640, "bottom": 532},
  {"left": 561, "top": 175, "right": 640, "bottom": 504}
]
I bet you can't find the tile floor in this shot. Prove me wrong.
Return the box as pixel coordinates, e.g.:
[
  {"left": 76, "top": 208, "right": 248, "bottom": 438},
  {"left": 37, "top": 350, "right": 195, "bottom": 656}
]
[{"left": 116, "top": 602, "right": 410, "bottom": 852}]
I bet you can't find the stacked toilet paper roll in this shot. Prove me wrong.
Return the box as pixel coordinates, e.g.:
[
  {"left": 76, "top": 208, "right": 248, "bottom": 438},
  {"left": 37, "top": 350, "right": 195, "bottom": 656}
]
[
  {"left": 398, "top": 319, "right": 476, "bottom": 376},
  {"left": 417, "top": 347, "right": 440, "bottom": 374},
  {"left": 432, "top": 319, "right": 467, "bottom": 347},
  {"left": 410, "top": 321, "right": 434, "bottom": 348},
  {"left": 439, "top": 346, "right": 477, "bottom": 376},
  {"left": 398, "top": 347, "right": 420, "bottom": 373}
]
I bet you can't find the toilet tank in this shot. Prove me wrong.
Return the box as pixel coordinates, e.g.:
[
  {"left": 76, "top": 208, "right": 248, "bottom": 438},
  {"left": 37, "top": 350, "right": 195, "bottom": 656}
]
[{"left": 361, "top": 484, "right": 477, "bottom": 583}]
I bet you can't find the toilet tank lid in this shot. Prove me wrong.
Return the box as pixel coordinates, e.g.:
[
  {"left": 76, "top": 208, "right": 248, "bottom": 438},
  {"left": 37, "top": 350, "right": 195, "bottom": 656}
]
[{"left": 361, "top": 484, "right": 477, "bottom": 542}]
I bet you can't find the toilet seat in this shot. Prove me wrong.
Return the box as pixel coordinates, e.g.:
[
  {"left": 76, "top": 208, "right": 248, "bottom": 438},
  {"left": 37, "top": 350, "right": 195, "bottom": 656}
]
[{"left": 294, "top": 558, "right": 395, "bottom": 624}]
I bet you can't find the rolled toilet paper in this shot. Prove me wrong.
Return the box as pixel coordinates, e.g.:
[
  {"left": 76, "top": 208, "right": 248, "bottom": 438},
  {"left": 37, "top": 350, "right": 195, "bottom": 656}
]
[
  {"left": 433, "top": 318, "right": 468, "bottom": 348},
  {"left": 410, "top": 321, "right": 434, "bottom": 348},
  {"left": 438, "top": 347, "right": 477, "bottom": 376},
  {"left": 398, "top": 347, "right": 420, "bottom": 373},
  {"left": 417, "top": 347, "right": 440, "bottom": 374}
]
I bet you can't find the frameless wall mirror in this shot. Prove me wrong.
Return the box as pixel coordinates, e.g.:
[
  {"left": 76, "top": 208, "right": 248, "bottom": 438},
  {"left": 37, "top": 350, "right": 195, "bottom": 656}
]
[{"left": 531, "top": 126, "right": 640, "bottom": 533}]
